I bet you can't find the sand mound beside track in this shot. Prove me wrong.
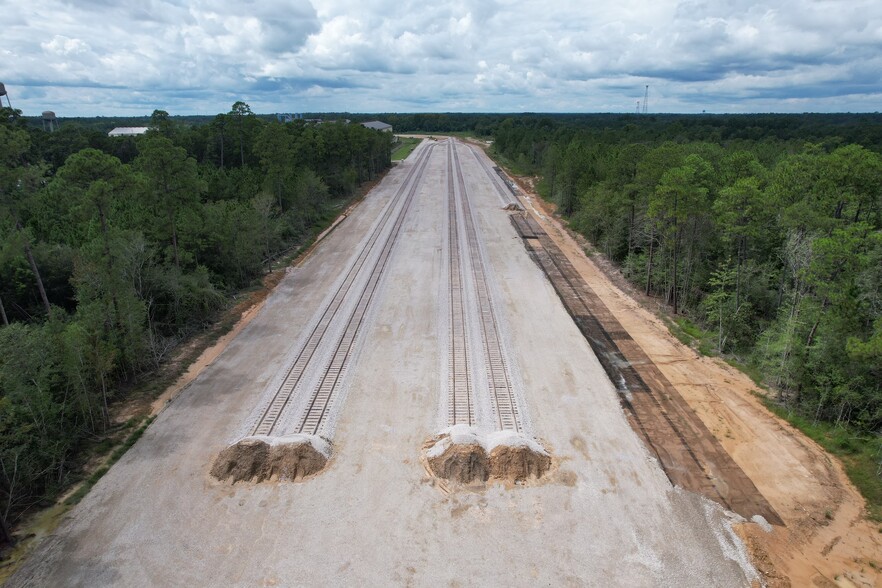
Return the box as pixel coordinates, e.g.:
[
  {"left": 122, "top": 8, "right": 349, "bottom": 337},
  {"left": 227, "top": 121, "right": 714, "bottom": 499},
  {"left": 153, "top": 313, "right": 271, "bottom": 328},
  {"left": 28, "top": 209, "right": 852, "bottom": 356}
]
[
  {"left": 426, "top": 441, "right": 489, "bottom": 483},
  {"left": 211, "top": 434, "right": 330, "bottom": 483},
  {"left": 487, "top": 431, "right": 552, "bottom": 481},
  {"left": 423, "top": 426, "right": 550, "bottom": 484}
]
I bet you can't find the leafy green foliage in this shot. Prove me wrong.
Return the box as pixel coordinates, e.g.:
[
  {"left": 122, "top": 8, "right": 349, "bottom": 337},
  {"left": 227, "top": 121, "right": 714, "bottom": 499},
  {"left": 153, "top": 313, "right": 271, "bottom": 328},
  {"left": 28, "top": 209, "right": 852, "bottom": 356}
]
[
  {"left": 493, "top": 115, "right": 882, "bottom": 435},
  {"left": 0, "top": 103, "right": 393, "bottom": 536}
]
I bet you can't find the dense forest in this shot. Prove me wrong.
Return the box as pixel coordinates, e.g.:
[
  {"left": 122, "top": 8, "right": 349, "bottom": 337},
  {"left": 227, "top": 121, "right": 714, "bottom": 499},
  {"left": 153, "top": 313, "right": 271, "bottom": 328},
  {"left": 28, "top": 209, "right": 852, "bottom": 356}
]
[
  {"left": 492, "top": 116, "right": 882, "bottom": 440},
  {"left": 0, "top": 104, "right": 391, "bottom": 540}
]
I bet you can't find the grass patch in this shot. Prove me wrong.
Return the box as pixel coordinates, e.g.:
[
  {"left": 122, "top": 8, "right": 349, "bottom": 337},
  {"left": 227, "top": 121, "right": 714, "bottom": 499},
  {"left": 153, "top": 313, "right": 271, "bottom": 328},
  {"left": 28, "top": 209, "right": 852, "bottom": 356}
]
[
  {"left": 661, "top": 315, "right": 715, "bottom": 356},
  {"left": 420, "top": 131, "right": 485, "bottom": 139},
  {"left": 487, "top": 147, "right": 534, "bottom": 177},
  {"left": 761, "top": 402, "right": 882, "bottom": 521},
  {"left": 64, "top": 416, "right": 156, "bottom": 507},
  {"left": 391, "top": 137, "right": 420, "bottom": 161},
  {"left": 724, "top": 357, "right": 767, "bottom": 389}
]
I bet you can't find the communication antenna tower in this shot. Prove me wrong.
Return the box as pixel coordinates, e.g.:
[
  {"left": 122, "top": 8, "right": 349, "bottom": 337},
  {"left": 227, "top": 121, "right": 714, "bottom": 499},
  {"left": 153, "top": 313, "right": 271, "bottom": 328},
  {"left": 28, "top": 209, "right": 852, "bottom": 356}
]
[
  {"left": 636, "top": 101, "right": 640, "bottom": 114},
  {"left": 643, "top": 85, "right": 649, "bottom": 114}
]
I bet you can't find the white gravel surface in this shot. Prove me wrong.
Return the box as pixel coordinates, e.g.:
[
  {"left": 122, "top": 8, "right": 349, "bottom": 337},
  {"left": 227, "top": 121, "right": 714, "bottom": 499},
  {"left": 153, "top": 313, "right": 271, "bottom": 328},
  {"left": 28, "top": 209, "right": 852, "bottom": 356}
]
[{"left": 7, "top": 139, "right": 757, "bottom": 587}]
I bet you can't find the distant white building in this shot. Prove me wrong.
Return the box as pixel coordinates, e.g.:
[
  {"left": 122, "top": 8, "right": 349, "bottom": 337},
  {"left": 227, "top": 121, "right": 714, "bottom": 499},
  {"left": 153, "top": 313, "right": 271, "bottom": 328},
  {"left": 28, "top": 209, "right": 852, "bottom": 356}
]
[
  {"left": 361, "top": 120, "right": 393, "bottom": 133},
  {"left": 108, "top": 126, "right": 149, "bottom": 137}
]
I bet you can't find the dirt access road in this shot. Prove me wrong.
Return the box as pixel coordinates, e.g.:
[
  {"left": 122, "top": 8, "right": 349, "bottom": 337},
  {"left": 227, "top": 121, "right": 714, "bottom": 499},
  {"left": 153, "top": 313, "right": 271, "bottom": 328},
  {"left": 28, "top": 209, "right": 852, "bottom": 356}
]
[
  {"left": 9, "top": 139, "right": 761, "bottom": 586},
  {"left": 507, "top": 169, "right": 882, "bottom": 588}
]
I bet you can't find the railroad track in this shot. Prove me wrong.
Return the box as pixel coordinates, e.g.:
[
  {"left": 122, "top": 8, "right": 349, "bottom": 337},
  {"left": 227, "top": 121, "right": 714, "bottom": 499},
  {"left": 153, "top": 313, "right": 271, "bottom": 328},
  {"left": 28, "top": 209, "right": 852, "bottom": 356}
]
[
  {"left": 446, "top": 140, "right": 475, "bottom": 427},
  {"left": 467, "top": 144, "right": 519, "bottom": 208},
  {"left": 446, "top": 139, "right": 523, "bottom": 432},
  {"left": 250, "top": 142, "right": 434, "bottom": 437},
  {"left": 295, "top": 145, "right": 430, "bottom": 435}
]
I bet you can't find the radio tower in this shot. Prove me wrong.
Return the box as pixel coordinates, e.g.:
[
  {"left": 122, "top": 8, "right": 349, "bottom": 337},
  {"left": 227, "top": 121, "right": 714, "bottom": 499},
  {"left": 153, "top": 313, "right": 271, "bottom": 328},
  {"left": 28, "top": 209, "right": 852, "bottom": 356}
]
[{"left": 642, "top": 85, "right": 649, "bottom": 114}]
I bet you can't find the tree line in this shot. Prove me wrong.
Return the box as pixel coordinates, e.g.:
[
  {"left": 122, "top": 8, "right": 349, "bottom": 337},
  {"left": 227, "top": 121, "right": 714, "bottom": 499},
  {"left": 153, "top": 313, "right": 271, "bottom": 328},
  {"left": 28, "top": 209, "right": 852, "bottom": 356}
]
[
  {"left": 493, "top": 116, "right": 882, "bottom": 437},
  {"left": 0, "top": 103, "right": 391, "bottom": 541}
]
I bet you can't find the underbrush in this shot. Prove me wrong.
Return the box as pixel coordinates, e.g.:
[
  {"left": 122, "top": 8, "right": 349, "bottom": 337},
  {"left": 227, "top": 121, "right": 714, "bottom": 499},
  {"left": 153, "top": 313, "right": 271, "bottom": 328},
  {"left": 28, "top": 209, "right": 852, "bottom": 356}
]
[
  {"left": 662, "top": 315, "right": 715, "bottom": 357},
  {"left": 487, "top": 147, "right": 534, "bottom": 177},
  {"left": 391, "top": 137, "right": 420, "bottom": 161},
  {"left": 762, "top": 402, "right": 882, "bottom": 522},
  {"left": 64, "top": 416, "right": 156, "bottom": 507}
]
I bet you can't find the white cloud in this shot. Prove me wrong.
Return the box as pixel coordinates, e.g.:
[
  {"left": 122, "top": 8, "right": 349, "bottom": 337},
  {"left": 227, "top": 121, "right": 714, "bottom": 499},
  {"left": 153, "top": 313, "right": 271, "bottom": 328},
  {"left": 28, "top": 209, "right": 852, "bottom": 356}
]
[
  {"left": 41, "top": 35, "right": 91, "bottom": 55},
  {"left": 1, "top": 0, "right": 881, "bottom": 114}
]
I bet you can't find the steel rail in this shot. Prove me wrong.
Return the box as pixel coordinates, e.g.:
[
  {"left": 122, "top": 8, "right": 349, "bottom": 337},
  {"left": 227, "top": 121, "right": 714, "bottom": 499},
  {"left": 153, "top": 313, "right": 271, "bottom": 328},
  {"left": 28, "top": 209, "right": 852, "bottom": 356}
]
[
  {"left": 445, "top": 141, "right": 475, "bottom": 426},
  {"left": 295, "top": 143, "right": 433, "bottom": 435},
  {"left": 451, "top": 140, "right": 522, "bottom": 432},
  {"left": 251, "top": 143, "right": 434, "bottom": 436}
]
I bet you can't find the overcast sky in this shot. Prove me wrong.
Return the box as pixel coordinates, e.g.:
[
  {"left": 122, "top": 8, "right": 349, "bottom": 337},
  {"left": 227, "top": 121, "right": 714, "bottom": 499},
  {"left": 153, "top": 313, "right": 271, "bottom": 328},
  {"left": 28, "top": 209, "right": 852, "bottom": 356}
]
[{"left": 3, "top": 0, "right": 882, "bottom": 116}]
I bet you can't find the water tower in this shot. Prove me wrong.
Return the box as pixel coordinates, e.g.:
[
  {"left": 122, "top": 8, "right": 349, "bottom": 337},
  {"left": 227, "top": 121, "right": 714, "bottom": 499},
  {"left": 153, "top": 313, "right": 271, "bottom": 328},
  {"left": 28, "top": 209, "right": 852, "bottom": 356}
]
[
  {"left": 0, "top": 83, "right": 11, "bottom": 109},
  {"left": 42, "top": 111, "right": 58, "bottom": 132}
]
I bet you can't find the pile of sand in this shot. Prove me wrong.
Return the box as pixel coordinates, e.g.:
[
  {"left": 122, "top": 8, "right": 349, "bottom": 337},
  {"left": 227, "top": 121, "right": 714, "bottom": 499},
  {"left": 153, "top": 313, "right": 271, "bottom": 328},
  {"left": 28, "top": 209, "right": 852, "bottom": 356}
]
[
  {"left": 211, "top": 434, "right": 330, "bottom": 483},
  {"left": 423, "top": 425, "right": 550, "bottom": 484},
  {"left": 486, "top": 430, "right": 552, "bottom": 480}
]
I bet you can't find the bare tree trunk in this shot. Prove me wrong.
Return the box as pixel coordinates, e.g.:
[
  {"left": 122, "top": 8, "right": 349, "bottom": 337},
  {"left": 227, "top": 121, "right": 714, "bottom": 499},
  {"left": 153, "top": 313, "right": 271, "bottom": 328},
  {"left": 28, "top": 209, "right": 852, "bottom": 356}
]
[
  {"left": 22, "top": 238, "right": 51, "bottom": 316},
  {"left": 805, "top": 297, "right": 829, "bottom": 349},
  {"left": 627, "top": 204, "right": 635, "bottom": 259},
  {"left": 0, "top": 512, "right": 14, "bottom": 546},
  {"left": 99, "top": 371, "right": 110, "bottom": 430},
  {"left": 645, "top": 229, "right": 655, "bottom": 295},
  {"left": 170, "top": 208, "right": 180, "bottom": 269},
  {"left": 735, "top": 236, "right": 743, "bottom": 310},
  {"left": 1, "top": 453, "right": 19, "bottom": 546},
  {"left": 97, "top": 201, "right": 127, "bottom": 370},
  {"left": 0, "top": 296, "right": 8, "bottom": 326},
  {"left": 672, "top": 230, "right": 680, "bottom": 315}
]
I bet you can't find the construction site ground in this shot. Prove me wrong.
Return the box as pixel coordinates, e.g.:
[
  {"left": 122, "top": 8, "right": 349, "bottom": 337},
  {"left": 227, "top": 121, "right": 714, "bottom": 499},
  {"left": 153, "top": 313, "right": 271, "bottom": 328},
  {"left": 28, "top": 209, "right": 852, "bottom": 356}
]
[{"left": 4, "top": 139, "right": 879, "bottom": 587}]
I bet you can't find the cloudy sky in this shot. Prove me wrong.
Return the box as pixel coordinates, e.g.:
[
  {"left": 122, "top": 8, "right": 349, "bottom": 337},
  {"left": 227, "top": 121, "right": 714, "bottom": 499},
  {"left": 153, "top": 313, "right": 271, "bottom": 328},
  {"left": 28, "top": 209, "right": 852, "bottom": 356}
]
[{"left": 3, "top": 0, "right": 882, "bottom": 116}]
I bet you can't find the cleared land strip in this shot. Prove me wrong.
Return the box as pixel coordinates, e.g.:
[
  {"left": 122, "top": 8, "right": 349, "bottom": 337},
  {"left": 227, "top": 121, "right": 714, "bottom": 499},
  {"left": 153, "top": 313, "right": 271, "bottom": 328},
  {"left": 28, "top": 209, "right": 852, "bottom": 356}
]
[
  {"left": 423, "top": 140, "right": 549, "bottom": 484},
  {"left": 211, "top": 142, "right": 433, "bottom": 483},
  {"left": 451, "top": 141, "right": 522, "bottom": 432},
  {"left": 248, "top": 142, "right": 433, "bottom": 437},
  {"left": 466, "top": 144, "right": 521, "bottom": 209},
  {"left": 511, "top": 213, "right": 782, "bottom": 525},
  {"left": 294, "top": 142, "right": 430, "bottom": 436},
  {"left": 446, "top": 141, "right": 476, "bottom": 427}
]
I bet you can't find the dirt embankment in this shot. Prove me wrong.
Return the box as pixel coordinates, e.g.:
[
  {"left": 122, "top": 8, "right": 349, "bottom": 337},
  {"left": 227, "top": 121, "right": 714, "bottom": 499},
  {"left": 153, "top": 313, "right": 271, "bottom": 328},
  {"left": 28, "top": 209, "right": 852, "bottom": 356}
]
[{"left": 504, "top": 170, "right": 881, "bottom": 588}]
